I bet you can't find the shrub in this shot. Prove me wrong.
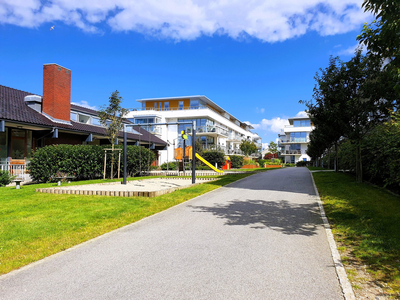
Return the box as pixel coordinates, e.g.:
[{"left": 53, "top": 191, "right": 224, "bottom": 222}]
[
  {"left": 28, "top": 144, "right": 156, "bottom": 182},
  {"left": 196, "top": 165, "right": 211, "bottom": 170},
  {"left": 230, "top": 155, "right": 244, "bottom": 168},
  {"left": 202, "top": 150, "right": 225, "bottom": 168},
  {"left": 285, "top": 163, "right": 295, "bottom": 167},
  {"left": 296, "top": 161, "right": 312, "bottom": 167},
  {"left": 160, "top": 161, "right": 177, "bottom": 170},
  {"left": 0, "top": 170, "right": 15, "bottom": 187}
]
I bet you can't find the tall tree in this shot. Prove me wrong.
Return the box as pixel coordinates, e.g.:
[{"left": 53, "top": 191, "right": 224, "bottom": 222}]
[
  {"left": 357, "top": 0, "right": 400, "bottom": 94},
  {"left": 239, "top": 140, "right": 257, "bottom": 157},
  {"left": 98, "top": 91, "right": 128, "bottom": 179},
  {"left": 302, "top": 50, "right": 398, "bottom": 181},
  {"left": 268, "top": 141, "right": 278, "bottom": 155}
]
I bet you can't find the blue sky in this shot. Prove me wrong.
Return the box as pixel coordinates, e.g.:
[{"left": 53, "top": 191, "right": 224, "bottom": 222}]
[{"left": 0, "top": 0, "right": 372, "bottom": 148}]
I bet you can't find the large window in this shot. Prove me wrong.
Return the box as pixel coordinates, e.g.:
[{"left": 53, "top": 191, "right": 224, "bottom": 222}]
[
  {"left": 164, "top": 102, "right": 169, "bottom": 111},
  {"left": 0, "top": 130, "right": 7, "bottom": 163},
  {"left": 179, "top": 101, "right": 184, "bottom": 110},
  {"left": 293, "top": 119, "right": 311, "bottom": 127},
  {"left": 11, "top": 129, "right": 26, "bottom": 160},
  {"left": 290, "top": 132, "right": 307, "bottom": 142},
  {"left": 190, "top": 100, "right": 199, "bottom": 109}
]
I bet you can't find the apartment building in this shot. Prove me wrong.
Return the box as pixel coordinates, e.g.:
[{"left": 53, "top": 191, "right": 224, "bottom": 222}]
[
  {"left": 126, "top": 96, "right": 262, "bottom": 165},
  {"left": 278, "top": 115, "right": 314, "bottom": 164}
]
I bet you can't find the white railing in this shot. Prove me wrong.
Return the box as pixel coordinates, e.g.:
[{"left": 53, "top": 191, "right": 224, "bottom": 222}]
[{"left": 0, "top": 163, "right": 31, "bottom": 181}]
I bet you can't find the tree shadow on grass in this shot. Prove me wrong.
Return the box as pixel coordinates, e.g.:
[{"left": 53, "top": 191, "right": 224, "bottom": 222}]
[{"left": 190, "top": 199, "right": 321, "bottom": 236}]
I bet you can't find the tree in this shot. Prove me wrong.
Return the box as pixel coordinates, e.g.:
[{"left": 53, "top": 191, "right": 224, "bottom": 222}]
[
  {"left": 357, "top": 1, "right": 400, "bottom": 67},
  {"left": 98, "top": 91, "right": 128, "bottom": 179},
  {"left": 357, "top": 0, "right": 400, "bottom": 94},
  {"left": 239, "top": 140, "right": 257, "bottom": 157},
  {"left": 268, "top": 141, "right": 278, "bottom": 155},
  {"left": 302, "top": 50, "right": 398, "bottom": 182}
]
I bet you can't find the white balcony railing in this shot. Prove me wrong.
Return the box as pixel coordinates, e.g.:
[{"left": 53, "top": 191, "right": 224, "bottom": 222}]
[{"left": 1, "top": 162, "right": 31, "bottom": 181}]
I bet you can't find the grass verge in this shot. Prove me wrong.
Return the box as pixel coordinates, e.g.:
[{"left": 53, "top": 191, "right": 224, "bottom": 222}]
[
  {"left": 312, "top": 171, "right": 400, "bottom": 297},
  {"left": 0, "top": 172, "right": 257, "bottom": 275}
]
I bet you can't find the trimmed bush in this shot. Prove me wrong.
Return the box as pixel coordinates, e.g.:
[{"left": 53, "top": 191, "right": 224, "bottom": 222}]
[
  {"left": 0, "top": 170, "right": 15, "bottom": 187},
  {"left": 230, "top": 155, "right": 244, "bottom": 168},
  {"left": 202, "top": 150, "right": 225, "bottom": 168},
  {"left": 160, "top": 161, "right": 177, "bottom": 170},
  {"left": 28, "top": 144, "right": 155, "bottom": 182}
]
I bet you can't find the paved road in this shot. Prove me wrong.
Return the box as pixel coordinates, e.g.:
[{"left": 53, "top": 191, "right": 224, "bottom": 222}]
[{"left": 0, "top": 168, "right": 343, "bottom": 300}]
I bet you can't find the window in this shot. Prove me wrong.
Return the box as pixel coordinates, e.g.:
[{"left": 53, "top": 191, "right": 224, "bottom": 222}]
[
  {"left": 70, "top": 112, "right": 77, "bottom": 121},
  {"left": 78, "top": 114, "right": 90, "bottom": 124},
  {"left": 179, "top": 101, "right": 184, "bottom": 110},
  {"left": 142, "top": 102, "right": 146, "bottom": 110},
  {"left": 293, "top": 120, "right": 311, "bottom": 127},
  {"left": 159, "top": 102, "right": 162, "bottom": 111},
  {"left": 290, "top": 132, "right": 307, "bottom": 142},
  {"left": 154, "top": 102, "right": 157, "bottom": 110},
  {"left": 190, "top": 100, "right": 199, "bottom": 109},
  {"left": 0, "top": 130, "right": 8, "bottom": 163},
  {"left": 164, "top": 102, "right": 169, "bottom": 111},
  {"left": 92, "top": 117, "right": 101, "bottom": 126}
]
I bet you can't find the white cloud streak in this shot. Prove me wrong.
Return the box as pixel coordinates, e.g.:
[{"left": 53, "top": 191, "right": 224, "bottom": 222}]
[
  {"left": 0, "top": 0, "right": 371, "bottom": 41},
  {"left": 71, "top": 100, "right": 97, "bottom": 110}
]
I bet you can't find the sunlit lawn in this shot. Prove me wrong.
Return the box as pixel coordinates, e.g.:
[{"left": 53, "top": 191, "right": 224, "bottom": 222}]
[
  {"left": 0, "top": 173, "right": 256, "bottom": 275},
  {"left": 312, "top": 171, "right": 400, "bottom": 297}
]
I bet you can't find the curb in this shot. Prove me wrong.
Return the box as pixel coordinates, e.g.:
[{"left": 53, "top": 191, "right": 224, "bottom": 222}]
[{"left": 309, "top": 171, "right": 355, "bottom": 300}]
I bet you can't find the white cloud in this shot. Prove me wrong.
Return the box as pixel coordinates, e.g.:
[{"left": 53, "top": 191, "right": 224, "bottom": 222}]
[
  {"left": 0, "top": 0, "right": 371, "bottom": 42},
  {"left": 71, "top": 100, "right": 97, "bottom": 110},
  {"left": 247, "top": 117, "right": 289, "bottom": 134},
  {"left": 295, "top": 110, "right": 308, "bottom": 117},
  {"left": 337, "top": 42, "right": 367, "bottom": 56}
]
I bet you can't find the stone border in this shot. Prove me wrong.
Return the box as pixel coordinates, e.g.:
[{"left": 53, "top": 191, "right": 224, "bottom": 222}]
[
  {"left": 35, "top": 178, "right": 216, "bottom": 198},
  {"left": 309, "top": 171, "right": 355, "bottom": 300}
]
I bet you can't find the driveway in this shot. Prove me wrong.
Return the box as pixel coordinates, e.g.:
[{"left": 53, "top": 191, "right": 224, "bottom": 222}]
[{"left": 0, "top": 167, "right": 344, "bottom": 299}]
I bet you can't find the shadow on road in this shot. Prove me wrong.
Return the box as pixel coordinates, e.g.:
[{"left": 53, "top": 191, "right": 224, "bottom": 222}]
[{"left": 190, "top": 199, "right": 320, "bottom": 236}]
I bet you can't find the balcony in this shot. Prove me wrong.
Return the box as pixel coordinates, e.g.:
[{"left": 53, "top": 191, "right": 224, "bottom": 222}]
[
  {"left": 188, "top": 126, "right": 228, "bottom": 137},
  {"left": 132, "top": 105, "right": 209, "bottom": 112},
  {"left": 282, "top": 150, "right": 302, "bottom": 155},
  {"left": 279, "top": 138, "right": 309, "bottom": 144}
]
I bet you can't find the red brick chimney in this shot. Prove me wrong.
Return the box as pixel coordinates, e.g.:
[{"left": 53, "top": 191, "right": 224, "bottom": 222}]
[{"left": 42, "top": 64, "right": 71, "bottom": 122}]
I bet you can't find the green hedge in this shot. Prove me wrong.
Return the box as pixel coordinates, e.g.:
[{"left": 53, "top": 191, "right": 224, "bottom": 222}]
[
  {"left": 0, "top": 170, "right": 15, "bottom": 187},
  {"left": 28, "top": 144, "right": 155, "bottom": 182},
  {"left": 230, "top": 155, "right": 244, "bottom": 168},
  {"left": 201, "top": 150, "right": 225, "bottom": 168},
  {"left": 160, "top": 161, "right": 178, "bottom": 170}
]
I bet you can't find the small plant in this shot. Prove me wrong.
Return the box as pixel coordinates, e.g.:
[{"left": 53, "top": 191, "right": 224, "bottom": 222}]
[
  {"left": 0, "top": 170, "right": 16, "bottom": 187},
  {"left": 161, "top": 162, "right": 177, "bottom": 170}
]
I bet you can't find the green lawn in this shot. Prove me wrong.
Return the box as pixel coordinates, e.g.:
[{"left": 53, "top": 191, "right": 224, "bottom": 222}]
[
  {"left": 0, "top": 173, "right": 256, "bottom": 275},
  {"left": 312, "top": 171, "right": 400, "bottom": 297}
]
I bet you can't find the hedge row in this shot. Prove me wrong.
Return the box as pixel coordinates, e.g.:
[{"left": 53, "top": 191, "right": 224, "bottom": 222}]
[{"left": 28, "top": 144, "right": 155, "bottom": 182}]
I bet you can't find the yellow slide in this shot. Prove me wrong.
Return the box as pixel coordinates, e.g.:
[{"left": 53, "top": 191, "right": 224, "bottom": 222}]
[{"left": 195, "top": 153, "right": 224, "bottom": 173}]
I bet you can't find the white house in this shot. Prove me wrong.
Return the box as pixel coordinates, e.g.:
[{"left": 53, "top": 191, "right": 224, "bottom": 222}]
[
  {"left": 126, "top": 95, "right": 262, "bottom": 165},
  {"left": 278, "top": 116, "right": 314, "bottom": 164}
]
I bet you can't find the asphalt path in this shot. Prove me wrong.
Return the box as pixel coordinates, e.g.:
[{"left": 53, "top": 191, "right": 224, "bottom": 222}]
[{"left": 0, "top": 167, "right": 343, "bottom": 300}]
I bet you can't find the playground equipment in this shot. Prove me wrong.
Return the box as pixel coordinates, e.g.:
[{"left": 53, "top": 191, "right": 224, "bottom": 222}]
[{"left": 195, "top": 153, "right": 224, "bottom": 173}]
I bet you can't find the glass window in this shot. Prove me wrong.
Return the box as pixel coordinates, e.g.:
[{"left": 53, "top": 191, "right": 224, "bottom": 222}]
[
  {"left": 12, "top": 129, "right": 26, "bottom": 138},
  {"left": 0, "top": 130, "right": 7, "bottom": 163},
  {"left": 164, "top": 102, "right": 169, "bottom": 111},
  {"left": 142, "top": 102, "right": 146, "bottom": 110},
  {"left": 179, "top": 101, "right": 184, "bottom": 110},
  {"left": 154, "top": 102, "right": 157, "bottom": 110},
  {"left": 190, "top": 100, "right": 199, "bottom": 109},
  {"left": 26, "top": 131, "right": 32, "bottom": 158},
  {"left": 159, "top": 102, "right": 162, "bottom": 111},
  {"left": 293, "top": 120, "right": 310, "bottom": 127},
  {"left": 70, "top": 112, "right": 78, "bottom": 121},
  {"left": 12, "top": 139, "right": 25, "bottom": 159},
  {"left": 78, "top": 114, "right": 90, "bottom": 124},
  {"left": 92, "top": 118, "right": 101, "bottom": 126}
]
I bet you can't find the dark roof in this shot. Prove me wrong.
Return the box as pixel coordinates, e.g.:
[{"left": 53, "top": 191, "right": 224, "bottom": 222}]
[{"left": 0, "top": 85, "right": 166, "bottom": 145}]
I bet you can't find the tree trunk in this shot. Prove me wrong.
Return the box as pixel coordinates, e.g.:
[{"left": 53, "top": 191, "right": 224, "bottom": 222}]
[
  {"left": 355, "top": 140, "right": 362, "bottom": 183},
  {"left": 111, "top": 144, "right": 114, "bottom": 180},
  {"left": 334, "top": 142, "right": 338, "bottom": 172}
]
